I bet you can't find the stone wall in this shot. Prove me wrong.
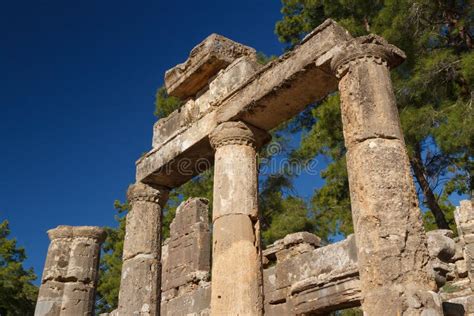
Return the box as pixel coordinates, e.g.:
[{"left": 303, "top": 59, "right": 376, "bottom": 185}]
[
  {"left": 160, "top": 198, "right": 211, "bottom": 316},
  {"left": 154, "top": 199, "right": 474, "bottom": 316},
  {"left": 440, "top": 200, "right": 474, "bottom": 315}
]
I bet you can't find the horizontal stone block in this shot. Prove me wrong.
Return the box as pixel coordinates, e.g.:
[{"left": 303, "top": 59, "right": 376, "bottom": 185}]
[
  {"left": 136, "top": 20, "right": 352, "bottom": 188},
  {"left": 274, "top": 235, "right": 358, "bottom": 291},
  {"left": 161, "top": 285, "right": 211, "bottom": 316},
  {"left": 165, "top": 33, "right": 256, "bottom": 100},
  {"left": 290, "top": 276, "right": 361, "bottom": 315},
  {"left": 283, "top": 231, "right": 321, "bottom": 248}
]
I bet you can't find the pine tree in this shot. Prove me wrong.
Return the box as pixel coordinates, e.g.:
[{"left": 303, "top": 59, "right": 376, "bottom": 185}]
[
  {"left": 275, "top": 0, "right": 474, "bottom": 235},
  {"left": 0, "top": 220, "right": 37, "bottom": 315}
]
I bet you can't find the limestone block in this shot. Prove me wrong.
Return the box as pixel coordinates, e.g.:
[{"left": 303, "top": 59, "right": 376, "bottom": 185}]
[
  {"left": 66, "top": 237, "right": 101, "bottom": 282},
  {"left": 282, "top": 231, "right": 321, "bottom": 248},
  {"left": 265, "top": 302, "right": 291, "bottom": 316},
  {"left": 162, "top": 198, "right": 211, "bottom": 291},
  {"left": 275, "top": 243, "right": 317, "bottom": 262},
  {"left": 211, "top": 214, "right": 262, "bottom": 315},
  {"left": 338, "top": 59, "right": 404, "bottom": 147},
  {"left": 161, "top": 285, "right": 211, "bottom": 316},
  {"left": 34, "top": 281, "right": 64, "bottom": 316},
  {"left": 212, "top": 144, "right": 258, "bottom": 221},
  {"left": 290, "top": 276, "right": 361, "bottom": 315},
  {"left": 118, "top": 256, "right": 161, "bottom": 315},
  {"left": 427, "top": 230, "right": 456, "bottom": 262},
  {"left": 122, "top": 201, "right": 161, "bottom": 260},
  {"left": 165, "top": 34, "right": 256, "bottom": 99},
  {"left": 42, "top": 238, "right": 71, "bottom": 282},
  {"left": 453, "top": 242, "right": 465, "bottom": 262},
  {"left": 274, "top": 235, "right": 358, "bottom": 291},
  {"left": 60, "top": 282, "right": 94, "bottom": 315},
  {"left": 208, "top": 56, "right": 261, "bottom": 104},
  {"left": 455, "top": 200, "right": 474, "bottom": 227},
  {"left": 456, "top": 259, "right": 468, "bottom": 278},
  {"left": 169, "top": 198, "right": 209, "bottom": 237}
]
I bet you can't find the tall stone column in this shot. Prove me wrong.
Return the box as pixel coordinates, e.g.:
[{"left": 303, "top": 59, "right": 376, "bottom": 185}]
[
  {"left": 35, "top": 226, "right": 106, "bottom": 316},
  {"left": 117, "top": 182, "right": 169, "bottom": 316},
  {"left": 209, "top": 121, "right": 266, "bottom": 316},
  {"left": 330, "top": 35, "right": 442, "bottom": 315}
]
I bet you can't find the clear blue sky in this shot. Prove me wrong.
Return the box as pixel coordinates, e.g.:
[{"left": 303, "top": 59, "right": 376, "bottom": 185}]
[{"left": 1, "top": 0, "right": 311, "bottom": 282}]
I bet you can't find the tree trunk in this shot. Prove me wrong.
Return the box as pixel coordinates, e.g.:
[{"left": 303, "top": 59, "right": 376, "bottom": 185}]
[{"left": 411, "top": 144, "right": 450, "bottom": 229}]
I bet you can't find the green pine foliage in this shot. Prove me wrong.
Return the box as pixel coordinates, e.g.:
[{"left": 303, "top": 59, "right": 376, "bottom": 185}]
[
  {"left": 0, "top": 220, "right": 37, "bottom": 316},
  {"left": 276, "top": 0, "right": 474, "bottom": 235},
  {"left": 95, "top": 201, "right": 128, "bottom": 313}
]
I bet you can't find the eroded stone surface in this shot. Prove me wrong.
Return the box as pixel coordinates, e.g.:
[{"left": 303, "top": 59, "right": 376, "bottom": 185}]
[
  {"left": 165, "top": 33, "right": 256, "bottom": 100},
  {"left": 336, "top": 35, "right": 441, "bottom": 315},
  {"left": 35, "top": 226, "right": 105, "bottom": 316},
  {"left": 160, "top": 198, "right": 211, "bottom": 316},
  {"left": 136, "top": 20, "right": 352, "bottom": 188},
  {"left": 117, "top": 182, "right": 169, "bottom": 316}
]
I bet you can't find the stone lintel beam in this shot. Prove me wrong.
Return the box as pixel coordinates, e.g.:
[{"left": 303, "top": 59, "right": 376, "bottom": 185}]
[
  {"left": 165, "top": 33, "right": 256, "bottom": 100},
  {"left": 136, "top": 19, "right": 352, "bottom": 188}
]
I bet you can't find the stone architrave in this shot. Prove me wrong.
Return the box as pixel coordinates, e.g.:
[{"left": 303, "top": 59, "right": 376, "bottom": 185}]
[
  {"left": 331, "top": 35, "right": 442, "bottom": 315},
  {"left": 117, "top": 182, "right": 169, "bottom": 316},
  {"left": 35, "top": 226, "right": 106, "bottom": 316},
  {"left": 209, "top": 121, "right": 269, "bottom": 316}
]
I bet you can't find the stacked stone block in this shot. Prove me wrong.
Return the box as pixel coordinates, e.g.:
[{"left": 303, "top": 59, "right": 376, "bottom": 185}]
[
  {"left": 35, "top": 226, "right": 106, "bottom": 316},
  {"left": 117, "top": 182, "right": 168, "bottom": 316},
  {"left": 331, "top": 34, "right": 442, "bottom": 315},
  {"left": 440, "top": 200, "right": 474, "bottom": 315},
  {"left": 160, "top": 198, "right": 211, "bottom": 316}
]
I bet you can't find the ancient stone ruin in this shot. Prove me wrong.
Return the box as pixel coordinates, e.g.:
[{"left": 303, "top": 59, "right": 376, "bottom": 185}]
[{"left": 35, "top": 19, "right": 474, "bottom": 315}]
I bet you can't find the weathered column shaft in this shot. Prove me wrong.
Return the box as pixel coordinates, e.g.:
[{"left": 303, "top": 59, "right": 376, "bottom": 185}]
[
  {"left": 332, "top": 35, "right": 441, "bottom": 315},
  {"left": 35, "top": 226, "right": 106, "bottom": 316},
  {"left": 117, "top": 182, "right": 169, "bottom": 316},
  {"left": 209, "top": 121, "right": 265, "bottom": 316}
]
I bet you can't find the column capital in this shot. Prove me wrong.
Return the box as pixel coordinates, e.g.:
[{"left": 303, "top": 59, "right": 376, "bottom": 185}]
[
  {"left": 127, "top": 182, "right": 169, "bottom": 206},
  {"left": 47, "top": 225, "right": 106, "bottom": 243},
  {"left": 331, "top": 34, "right": 406, "bottom": 79},
  {"left": 209, "top": 121, "right": 257, "bottom": 150}
]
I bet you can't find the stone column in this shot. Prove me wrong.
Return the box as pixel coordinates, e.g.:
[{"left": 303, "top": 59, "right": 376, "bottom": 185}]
[
  {"left": 35, "top": 226, "right": 106, "bottom": 316},
  {"left": 330, "top": 35, "right": 442, "bottom": 315},
  {"left": 117, "top": 182, "right": 169, "bottom": 316},
  {"left": 209, "top": 121, "right": 266, "bottom": 316}
]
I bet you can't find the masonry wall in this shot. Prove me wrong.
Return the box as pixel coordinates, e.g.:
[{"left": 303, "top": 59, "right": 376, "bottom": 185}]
[{"left": 155, "top": 199, "right": 474, "bottom": 316}]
